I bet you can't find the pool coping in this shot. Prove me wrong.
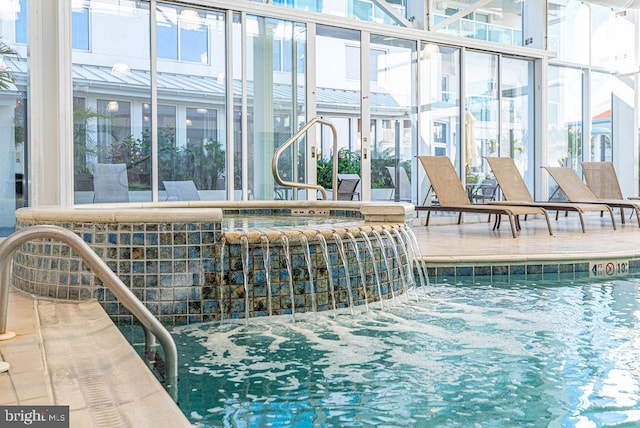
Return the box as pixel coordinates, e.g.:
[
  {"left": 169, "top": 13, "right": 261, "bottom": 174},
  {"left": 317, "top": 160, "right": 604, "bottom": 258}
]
[{"left": 0, "top": 289, "right": 191, "bottom": 427}]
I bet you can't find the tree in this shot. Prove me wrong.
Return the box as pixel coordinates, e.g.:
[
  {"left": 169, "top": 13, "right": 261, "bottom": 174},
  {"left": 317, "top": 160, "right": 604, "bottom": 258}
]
[{"left": 0, "top": 39, "right": 18, "bottom": 90}]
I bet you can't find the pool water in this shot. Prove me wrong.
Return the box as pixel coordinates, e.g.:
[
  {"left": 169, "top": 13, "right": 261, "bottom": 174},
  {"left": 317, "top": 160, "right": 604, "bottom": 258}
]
[
  {"left": 126, "top": 276, "right": 640, "bottom": 427},
  {"left": 222, "top": 215, "right": 363, "bottom": 232}
]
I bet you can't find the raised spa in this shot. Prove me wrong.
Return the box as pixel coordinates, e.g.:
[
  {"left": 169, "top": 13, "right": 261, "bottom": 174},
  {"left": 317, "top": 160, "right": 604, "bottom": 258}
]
[{"left": 12, "top": 201, "right": 421, "bottom": 323}]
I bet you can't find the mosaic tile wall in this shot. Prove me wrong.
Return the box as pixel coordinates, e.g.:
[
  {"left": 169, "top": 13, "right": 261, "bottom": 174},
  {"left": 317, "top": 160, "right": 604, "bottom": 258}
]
[
  {"left": 12, "top": 211, "right": 412, "bottom": 324},
  {"left": 426, "top": 258, "right": 640, "bottom": 283}
]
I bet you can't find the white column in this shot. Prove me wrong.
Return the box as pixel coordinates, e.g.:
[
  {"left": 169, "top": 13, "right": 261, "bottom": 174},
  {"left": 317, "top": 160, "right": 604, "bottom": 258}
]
[{"left": 29, "top": 0, "right": 73, "bottom": 206}]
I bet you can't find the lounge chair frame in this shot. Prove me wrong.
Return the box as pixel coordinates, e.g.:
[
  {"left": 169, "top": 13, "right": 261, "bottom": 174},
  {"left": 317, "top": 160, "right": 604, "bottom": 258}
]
[
  {"left": 485, "top": 157, "right": 615, "bottom": 232},
  {"left": 416, "top": 156, "right": 553, "bottom": 238},
  {"left": 544, "top": 166, "right": 640, "bottom": 228}
]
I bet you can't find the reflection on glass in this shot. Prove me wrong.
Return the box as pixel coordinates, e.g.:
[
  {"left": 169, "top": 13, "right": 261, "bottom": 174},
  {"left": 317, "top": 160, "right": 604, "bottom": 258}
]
[
  {"left": 315, "top": 25, "right": 360, "bottom": 200},
  {"left": 590, "top": 72, "right": 612, "bottom": 162},
  {"left": 501, "top": 57, "right": 534, "bottom": 190},
  {"left": 431, "top": 0, "right": 523, "bottom": 46},
  {"left": 247, "top": 16, "right": 306, "bottom": 201},
  {"left": 591, "top": 5, "right": 635, "bottom": 73},
  {"left": 547, "top": 66, "right": 583, "bottom": 195},
  {"left": 272, "top": 0, "right": 405, "bottom": 27},
  {"left": 419, "top": 44, "right": 460, "bottom": 205},
  {"left": 465, "top": 51, "right": 499, "bottom": 186},
  {"left": 156, "top": 5, "right": 226, "bottom": 201},
  {"left": 369, "top": 34, "right": 416, "bottom": 203},
  {"left": 72, "top": 0, "right": 151, "bottom": 204},
  {"left": 548, "top": 0, "right": 589, "bottom": 64},
  {"left": 0, "top": 9, "right": 24, "bottom": 235}
]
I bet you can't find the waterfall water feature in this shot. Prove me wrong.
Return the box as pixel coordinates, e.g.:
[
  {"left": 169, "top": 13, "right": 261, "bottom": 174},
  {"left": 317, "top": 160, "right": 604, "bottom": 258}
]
[
  {"left": 315, "top": 232, "right": 338, "bottom": 317},
  {"left": 399, "top": 226, "right": 429, "bottom": 289},
  {"left": 332, "top": 232, "right": 355, "bottom": 315},
  {"left": 299, "top": 234, "right": 318, "bottom": 316},
  {"left": 280, "top": 234, "right": 297, "bottom": 321},
  {"left": 217, "top": 224, "right": 429, "bottom": 321},
  {"left": 260, "top": 235, "right": 273, "bottom": 317},
  {"left": 393, "top": 227, "right": 419, "bottom": 301},
  {"left": 360, "top": 232, "right": 384, "bottom": 310},
  {"left": 240, "top": 235, "right": 251, "bottom": 322},
  {"left": 383, "top": 228, "right": 410, "bottom": 302},
  {"left": 372, "top": 228, "right": 397, "bottom": 304},
  {"left": 346, "top": 231, "right": 369, "bottom": 311},
  {"left": 219, "top": 238, "right": 227, "bottom": 322}
]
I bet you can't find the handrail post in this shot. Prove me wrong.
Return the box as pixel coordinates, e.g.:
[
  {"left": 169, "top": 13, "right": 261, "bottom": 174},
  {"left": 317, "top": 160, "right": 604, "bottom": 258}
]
[{"left": 0, "top": 225, "right": 179, "bottom": 401}]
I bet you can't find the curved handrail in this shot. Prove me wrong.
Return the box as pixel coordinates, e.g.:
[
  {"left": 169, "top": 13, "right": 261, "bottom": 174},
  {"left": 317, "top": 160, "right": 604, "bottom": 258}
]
[
  {"left": 0, "top": 225, "right": 178, "bottom": 402},
  {"left": 272, "top": 116, "right": 339, "bottom": 200}
]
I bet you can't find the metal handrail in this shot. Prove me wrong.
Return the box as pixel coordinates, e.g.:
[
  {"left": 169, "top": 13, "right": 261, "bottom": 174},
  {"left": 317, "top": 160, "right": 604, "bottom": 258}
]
[
  {"left": 272, "top": 116, "right": 339, "bottom": 200},
  {"left": 0, "top": 225, "right": 179, "bottom": 402}
]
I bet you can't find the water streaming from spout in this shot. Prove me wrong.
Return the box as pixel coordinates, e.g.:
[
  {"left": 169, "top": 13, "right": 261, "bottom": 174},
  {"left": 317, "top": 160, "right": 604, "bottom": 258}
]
[
  {"left": 372, "top": 229, "right": 396, "bottom": 304},
  {"left": 260, "top": 235, "right": 273, "bottom": 317},
  {"left": 299, "top": 234, "right": 317, "bottom": 317},
  {"left": 332, "top": 232, "right": 355, "bottom": 315},
  {"left": 346, "top": 231, "right": 369, "bottom": 311},
  {"left": 315, "top": 232, "right": 337, "bottom": 317},
  {"left": 393, "top": 227, "right": 419, "bottom": 301},
  {"left": 360, "top": 231, "right": 384, "bottom": 311},
  {"left": 219, "top": 238, "right": 227, "bottom": 322},
  {"left": 240, "top": 235, "right": 251, "bottom": 323},
  {"left": 383, "top": 228, "right": 410, "bottom": 303},
  {"left": 399, "top": 226, "right": 430, "bottom": 290},
  {"left": 280, "top": 233, "right": 296, "bottom": 322}
]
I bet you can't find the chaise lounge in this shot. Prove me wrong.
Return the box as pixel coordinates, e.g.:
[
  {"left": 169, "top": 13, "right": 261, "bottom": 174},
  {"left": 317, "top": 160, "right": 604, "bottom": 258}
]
[
  {"left": 416, "top": 156, "right": 553, "bottom": 238},
  {"left": 543, "top": 166, "right": 640, "bottom": 228},
  {"left": 485, "top": 157, "right": 615, "bottom": 232}
]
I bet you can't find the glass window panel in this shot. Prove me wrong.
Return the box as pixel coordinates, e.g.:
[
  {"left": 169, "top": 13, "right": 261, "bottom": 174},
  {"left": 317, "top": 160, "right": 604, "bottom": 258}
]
[
  {"left": 370, "top": 34, "right": 416, "bottom": 203},
  {"left": 248, "top": 16, "right": 306, "bottom": 200},
  {"left": 180, "top": 10, "right": 208, "bottom": 63},
  {"left": 548, "top": 0, "right": 589, "bottom": 64},
  {"left": 157, "top": 6, "right": 178, "bottom": 60},
  {"left": 73, "top": 0, "right": 151, "bottom": 204},
  {"left": 316, "top": 25, "right": 360, "bottom": 199},
  {"left": 0, "top": 9, "right": 25, "bottom": 236},
  {"left": 232, "top": 12, "right": 244, "bottom": 200},
  {"left": 465, "top": 51, "right": 499, "bottom": 186},
  {"left": 591, "top": 5, "right": 635, "bottom": 73},
  {"left": 72, "top": 6, "right": 90, "bottom": 50},
  {"left": 431, "top": 0, "right": 523, "bottom": 46},
  {"left": 590, "top": 72, "right": 612, "bottom": 162},
  {"left": 547, "top": 66, "right": 583, "bottom": 196},
  {"left": 272, "top": 0, "right": 404, "bottom": 26},
  {"left": 157, "top": 5, "right": 226, "bottom": 200},
  {"left": 501, "top": 57, "right": 534, "bottom": 190},
  {"left": 16, "top": 0, "right": 27, "bottom": 44}
]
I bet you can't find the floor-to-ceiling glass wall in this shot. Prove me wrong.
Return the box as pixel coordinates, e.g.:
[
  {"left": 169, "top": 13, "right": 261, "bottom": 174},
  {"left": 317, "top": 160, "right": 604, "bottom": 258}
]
[
  {"left": 547, "top": 66, "right": 584, "bottom": 198},
  {"left": 72, "top": 0, "right": 152, "bottom": 204},
  {"left": 547, "top": 0, "right": 589, "bottom": 64},
  {"left": 155, "top": 4, "right": 227, "bottom": 201},
  {"left": 418, "top": 43, "right": 460, "bottom": 205},
  {"left": 501, "top": 57, "right": 535, "bottom": 189},
  {"left": 0, "top": 0, "right": 27, "bottom": 236},
  {"left": 247, "top": 16, "right": 306, "bottom": 200},
  {"left": 369, "top": 34, "right": 416, "bottom": 203},
  {"left": 590, "top": 71, "right": 612, "bottom": 162},
  {"left": 464, "top": 51, "right": 499, "bottom": 192},
  {"left": 315, "top": 25, "right": 361, "bottom": 199},
  {"left": 430, "top": 0, "right": 523, "bottom": 47}
]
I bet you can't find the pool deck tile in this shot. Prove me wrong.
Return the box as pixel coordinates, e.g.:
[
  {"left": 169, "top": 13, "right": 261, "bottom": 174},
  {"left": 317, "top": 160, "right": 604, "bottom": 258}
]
[{"left": 0, "top": 290, "right": 191, "bottom": 428}]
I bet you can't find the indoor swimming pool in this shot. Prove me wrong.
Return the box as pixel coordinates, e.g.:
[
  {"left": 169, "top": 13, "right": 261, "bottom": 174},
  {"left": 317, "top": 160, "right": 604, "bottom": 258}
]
[{"left": 122, "top": 274, "right": 640, "bottom": 427}]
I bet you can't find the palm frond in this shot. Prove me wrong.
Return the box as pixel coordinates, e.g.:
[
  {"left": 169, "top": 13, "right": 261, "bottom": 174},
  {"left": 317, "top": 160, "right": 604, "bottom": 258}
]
[{"left": 0, "top": 39, "right": 18, "bottom": 90}]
